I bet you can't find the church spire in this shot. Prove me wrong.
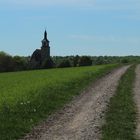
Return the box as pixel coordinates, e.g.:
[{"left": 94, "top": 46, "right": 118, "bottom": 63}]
[
  {"left": 44, "top": 30, "right": 47, "bottom": 39},
  {"left": 42, "top": 30, "right": 49, "bottom": 47}
]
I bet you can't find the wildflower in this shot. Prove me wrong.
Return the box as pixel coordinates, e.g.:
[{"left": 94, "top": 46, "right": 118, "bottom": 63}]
[
  {"left": 30, "top": 119, "right": 33, "bottom": 122},
  {"left": 27, "top": 101, "right": 30, "bottom": 104},
  {"left": 33, "top": 109, "right": 36, "bottom": 112},
  {"left": 20, "top": 102, "right": 23, "bottom": 105}
]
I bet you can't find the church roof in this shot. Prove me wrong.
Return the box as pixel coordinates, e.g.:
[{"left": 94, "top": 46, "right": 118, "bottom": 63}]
[{"left": 42, "top": 30, "right": 49, "bottom": 42}]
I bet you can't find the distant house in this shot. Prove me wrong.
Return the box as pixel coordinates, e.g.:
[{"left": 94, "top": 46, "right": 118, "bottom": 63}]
[{"left": 30, "top": 30, "right": 51, "bottom": 68}]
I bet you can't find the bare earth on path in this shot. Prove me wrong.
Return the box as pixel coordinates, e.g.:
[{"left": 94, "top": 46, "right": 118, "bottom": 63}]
[
  {"left": 21, "top": 66, "right": 129, "bottom": 140},
  {"left": 134, "top": 64, "right": 140, "bottom": 139}
]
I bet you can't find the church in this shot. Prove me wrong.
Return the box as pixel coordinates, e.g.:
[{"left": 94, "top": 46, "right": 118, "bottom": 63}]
[{"left": 30, "top": 30, "right": 51, "bottom": 68}]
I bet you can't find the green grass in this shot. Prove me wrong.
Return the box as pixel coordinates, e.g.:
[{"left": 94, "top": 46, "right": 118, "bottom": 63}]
[
  {"left": 0, "top": 64, "right": 118, "bottom": 140},
  {"left": 102, "top": 65, "right": 137, "bottom": 140}
]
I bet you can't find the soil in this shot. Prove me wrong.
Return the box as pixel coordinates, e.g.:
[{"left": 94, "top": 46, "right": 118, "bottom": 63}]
[
  {"left": 134, "top": 65, "right": 140, "bottom": 139},
  {"left": 21, "top": 66, "right": 129, "bottom": 140}
]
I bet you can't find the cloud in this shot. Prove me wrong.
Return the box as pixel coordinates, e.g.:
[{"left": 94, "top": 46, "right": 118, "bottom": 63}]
[
  {"left": 1, "top": 0, "right": 140, "bottom": 11},
  {"left": 70, "top": 34, "right": 140, "bottom": 45},
  {"left": 1, "top": 0, "right": 140, "bottom": 21},
  {"left": 0, "top": 0, "right": 95, "bottom": 7},
  {"left": 117, "top": 13, "right": 140, "bottom": 21},
  {"left": 93, "top": 0, "right": 140, "bottom": 12}
]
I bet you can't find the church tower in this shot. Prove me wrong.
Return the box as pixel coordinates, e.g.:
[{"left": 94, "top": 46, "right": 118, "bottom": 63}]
[
  {"left": 41, "top": 30, "right": 50, "bottom": 61},
  {"left": 30, "top": 30, "right": 51, "bottom": 69}
]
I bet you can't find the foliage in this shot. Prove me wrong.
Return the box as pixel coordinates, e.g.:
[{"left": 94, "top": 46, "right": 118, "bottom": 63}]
[
  {"left": 121, "top": 58, "right": 129, "bottom": 64},
  {"left": 0, "top": 52, "right": 14, "bottom": 72},
  {"left": 57, "top": 59, "right": 71, "bottom": 68},
  {"left": 0, "top": 51, "right": 140, "bottom": 72},
  {"left": 102, "top": 65, "right": 137, "bottom": 140},
  {"left": 13, "top": 56, "right": 29, "bottom": 71},
  {"left": 78, "top": 56, "right": 92, "bottom": 66},
  {"left": 73, "top": 55, "right": 80, "bottom": 66},
  {"left": 0, "top": 51, "right": 29, "bottom": 72},
  {"left": 0, "top": 64, "right": 118, "bottom": 140}
]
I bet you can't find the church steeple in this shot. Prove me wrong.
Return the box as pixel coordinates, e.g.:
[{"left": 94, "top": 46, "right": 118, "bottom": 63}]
[
  {"left": 42, "top": 30, "right": 49, "bottom": 47},
  {"left": 44, "top": 30, "right": 47, "bottom": 39}
]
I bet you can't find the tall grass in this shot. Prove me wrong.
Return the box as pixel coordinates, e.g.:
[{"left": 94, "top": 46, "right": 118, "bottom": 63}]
[
  {"left": 102, "top": 65, "right": 137, "bottom": 140},
  {"left": 0, "top": 64, "right": 118, "bottom": 140}
]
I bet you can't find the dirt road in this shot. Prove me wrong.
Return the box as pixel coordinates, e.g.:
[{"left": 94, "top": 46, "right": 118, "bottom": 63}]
[
  {"left": 134, "top": 65, "right": 140, "bottom": 138},
  {"left": 22, "top": 66, "right": 129, "bottom": 140}
]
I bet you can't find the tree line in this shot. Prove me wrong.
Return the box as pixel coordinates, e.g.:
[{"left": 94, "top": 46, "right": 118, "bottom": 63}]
[{"left": 0, "top": 51, "right": 140, "bottom": 72}]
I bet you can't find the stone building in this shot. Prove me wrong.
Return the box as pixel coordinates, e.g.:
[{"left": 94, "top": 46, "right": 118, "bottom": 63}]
[{"left": 30, "top": 30, "right": 51, "bottom": 68}]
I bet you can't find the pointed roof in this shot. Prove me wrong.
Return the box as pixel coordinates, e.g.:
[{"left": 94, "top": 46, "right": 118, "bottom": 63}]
[
  {"left": 44, "top": 30, "right": 47, "bottom": 39},
  {"left": 42, "top": 30, "right": 49, "bottom": 43}
]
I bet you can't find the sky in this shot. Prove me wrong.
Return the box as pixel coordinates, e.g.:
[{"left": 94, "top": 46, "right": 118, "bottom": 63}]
[{"left": 0, "top": 0, "right": 140, "bottom": 56}]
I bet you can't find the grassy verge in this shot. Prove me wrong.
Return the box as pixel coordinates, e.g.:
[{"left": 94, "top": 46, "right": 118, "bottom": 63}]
[
  {"left": 0, "top": 64, "right": 118, "bottom": 140},
  {"left": 102, "top": 65, "right": 137, "bottom": 140}
]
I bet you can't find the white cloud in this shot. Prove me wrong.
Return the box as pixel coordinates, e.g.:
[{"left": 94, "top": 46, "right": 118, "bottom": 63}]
[
  {"left": 70, "top": 34, "right": 140, "bottom": 45},
  {"left": 1, "top": 0, "right": 140, "bottom": 11},
  {"left": 93, "top": 0, "right": 140, "bottom": 11},
  {"left": 0, "top": 0, "right": 95, "bottom": 7}
]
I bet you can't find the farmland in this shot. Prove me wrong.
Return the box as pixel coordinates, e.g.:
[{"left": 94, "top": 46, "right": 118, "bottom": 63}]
[{"left": 0, "top": 64, "right": 118, "bottom": 140}]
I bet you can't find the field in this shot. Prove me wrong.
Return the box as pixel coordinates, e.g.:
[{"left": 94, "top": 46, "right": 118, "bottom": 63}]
[{"left": 0, "top": 64, "right": 118, "bottom": 140}]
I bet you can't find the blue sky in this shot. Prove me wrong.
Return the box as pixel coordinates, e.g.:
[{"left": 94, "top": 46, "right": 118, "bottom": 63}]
[{"left": 0, "top": 0, "right": 140, "bottom": 56}]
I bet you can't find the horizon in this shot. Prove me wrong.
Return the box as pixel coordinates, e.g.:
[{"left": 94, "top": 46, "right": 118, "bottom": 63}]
[
  {"left": 1, "top": 49, "right": 140, "bottom": 57},
  {"left": 0, "top": 0, "right": 140, "bottom": 56}
]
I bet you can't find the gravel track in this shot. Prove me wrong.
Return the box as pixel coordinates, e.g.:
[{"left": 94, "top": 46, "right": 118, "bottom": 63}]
[
  {"left": 21, "top": 66, "right": 129, "bottom": 140},
  {"left": 134, "top": 64, "right": 140, "bottom": 138}
]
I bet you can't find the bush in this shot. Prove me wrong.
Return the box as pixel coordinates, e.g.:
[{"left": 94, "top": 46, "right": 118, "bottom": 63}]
[{"left": 121, "top": 59, "right": 129, "bottom": 64}]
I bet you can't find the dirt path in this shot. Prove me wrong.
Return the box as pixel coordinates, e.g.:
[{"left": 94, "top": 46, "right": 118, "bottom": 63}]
[
  {"left": 134, "top": 64, "right": 140, "bottom": 138},
  {"left": 22, "top": 66, "right": 129, "bottom": 140}
]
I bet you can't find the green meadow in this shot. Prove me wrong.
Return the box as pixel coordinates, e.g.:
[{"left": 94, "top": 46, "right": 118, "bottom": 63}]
[{"left": 0, "top": 64, "right": 118, "bottom": 140}]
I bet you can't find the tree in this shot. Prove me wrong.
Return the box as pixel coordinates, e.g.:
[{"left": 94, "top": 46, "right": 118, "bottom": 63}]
[
  {"left": 73, "top": 55, "right": 80, "bottom": 67},
  {"left": 78, "top": 56, "right": 92, "bottom": 66},
  {"left": 0, "top": 52, "right": 14, "bottom": 72},
  {"left": 94, "top": 56, "right": 105, "bottom": 65},
  {"left": 57, "top": 59, "right": 71, "bottom": 68},
  {"left": 13, "top": 56, "right": 28, "bottom": 71},
  {"left": 121, "top": 58, "right": 129, "bottom": 64}
]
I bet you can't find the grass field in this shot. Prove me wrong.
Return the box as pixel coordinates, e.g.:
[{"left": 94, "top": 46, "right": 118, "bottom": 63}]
[
  {"left": 0, "top": 64, "right": 118, "bottom": 140},
  {"left": 102, "top": 65, "right": 137, "bottom": 140}
]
